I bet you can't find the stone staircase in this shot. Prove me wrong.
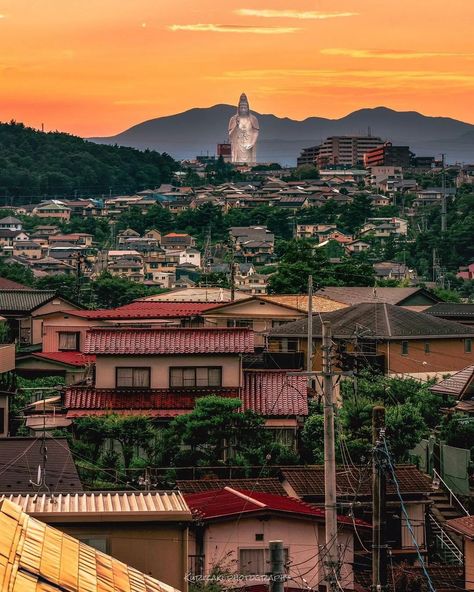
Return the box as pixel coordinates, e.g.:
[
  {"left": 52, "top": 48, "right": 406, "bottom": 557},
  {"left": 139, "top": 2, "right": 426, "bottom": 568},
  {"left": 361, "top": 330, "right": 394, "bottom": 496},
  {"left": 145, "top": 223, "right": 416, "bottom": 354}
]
[{"left": 428, "top": 488, "right": 466, "bottom": 564}]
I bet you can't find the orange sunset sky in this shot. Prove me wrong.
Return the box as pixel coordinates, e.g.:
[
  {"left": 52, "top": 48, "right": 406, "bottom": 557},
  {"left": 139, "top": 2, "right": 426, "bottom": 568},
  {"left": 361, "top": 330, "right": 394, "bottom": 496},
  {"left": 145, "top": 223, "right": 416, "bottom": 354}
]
[{"left": 1, "top": 0, "right": 474, "bottom": 137}]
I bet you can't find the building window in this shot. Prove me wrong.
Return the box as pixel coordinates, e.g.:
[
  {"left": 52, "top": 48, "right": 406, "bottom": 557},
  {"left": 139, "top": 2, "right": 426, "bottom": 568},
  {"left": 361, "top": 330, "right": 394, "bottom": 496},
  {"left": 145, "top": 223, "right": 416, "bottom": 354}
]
[
  {"left": 169, "top": 367, "right": 222, "bottom": 388},
  {"left": 227, "top": 319, "right": 252, "bottom": 328},
  {"left": 424, "top": 342, "right": 430, "bottom": 354},
  {"left": 465, "top": 339, "right": 472, "bottom": 353},
  {"left": 401, "top": 341, "right": 409, "bottom": 356},
  {"left": 58, "top": 332, "right": 80, "bottom": 351},
  {"left": 78, "top": 536, "right": 108, "bottom": 553},
  {"left": 116, "top": 367, "right": 150, "bottom": 388},
  {"left": 239, "top": 548, "right": 289, "bottom": 576}
]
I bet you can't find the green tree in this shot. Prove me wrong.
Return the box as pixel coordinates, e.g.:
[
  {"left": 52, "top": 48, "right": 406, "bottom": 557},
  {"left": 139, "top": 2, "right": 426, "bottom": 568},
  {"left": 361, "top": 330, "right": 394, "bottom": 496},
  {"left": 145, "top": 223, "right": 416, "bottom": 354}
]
[
  {"left": 90, "top": 272, "right": 165, "bottom": 308},
  {"left": 162, "top": 396, "right": 292, "bottom": 467}
]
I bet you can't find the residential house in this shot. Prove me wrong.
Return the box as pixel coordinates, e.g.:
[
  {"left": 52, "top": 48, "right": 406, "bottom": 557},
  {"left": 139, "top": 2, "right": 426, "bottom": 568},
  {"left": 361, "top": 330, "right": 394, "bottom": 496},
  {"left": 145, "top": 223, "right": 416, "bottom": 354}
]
[
  {"left": 0, "top": 228, "right": 30, "bottom": 248},
  {"left": 162, "top": 233, "right": 196, "bottom": 251},
  {"left": 0, "top": 498, "right": 181, "bottom": 592},
  {"left": 16, "top": 302, "right": 220, "bottom": 383},
  {"left": 457, "top": 263, "right": 474, "bottom": 281},
  {"left": 64, "top": 327, "right": 254, "bottom": 418},
  {"left": 346, "top": 239, "right": 370, "bottom": 254},
  {"left": 373, "top": 261, "right": 416, "bottom": 282},
  {"left": 369, "top": 194, "right": 392, "bottom": 207},
  {"left": 117, "top": 228, "right": 141, "bottom": 244},
  {"left": 63, "top": 198, "right": 103, "bottom": 217},
  {"left": 184, "top": 487, "right": 369, "bottom": 590},
  {"left": 425, "top": 303, "right": 474, "bottom": 326},
  {"left": 368, "top": 166, "right": 403, "bottom": 192},
  {"left": 235, "top": 273, "right": 269, "bottom": 295},
  {"left": 360, "top": 217, "right": 408, "bottom": 239},
  {"left": 280, "top": 465, "right": 432, "bottom": 562},
  {"left": 446, "top": 516, "right": 474, "bottom": 591},
  {"left": 108, "top": 256, "right": 145, "bottom": 282},
  {"left": 414, "top": 187, "right": 457, "bottom": 208},
  {"left": 1, "top": 492, "right": 191, "bottom": 590},
  {"left": 295, "top": 223, "right": 336, "bottom": 240},
  {"left": 49, "top": 233, "right": 93, "bottom": 247},
  {"left": 202, "top": 294, "right": 346, "bottom": 349},
  {"left": 32, "top": 200, "right": 72, "bottom": 221},
  {"left": 268, "top": 302, "right": 474, "bottom": 380},
  {"left": 0, "top": 289, "right": 80, "bottom": 346},
  {"left": 0, "top": 216, "right": 23, "bottom": 231},
  {"left": 12, "top": 240, "right": 45, "bottom": 260},
  {"left": 144, "top": 228, "right": 163, "bottom": 242}
]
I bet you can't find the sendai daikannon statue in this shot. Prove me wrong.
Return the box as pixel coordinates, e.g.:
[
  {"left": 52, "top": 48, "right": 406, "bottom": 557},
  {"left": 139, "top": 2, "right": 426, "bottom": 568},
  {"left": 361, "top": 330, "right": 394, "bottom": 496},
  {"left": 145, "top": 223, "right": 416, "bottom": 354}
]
[{"left": 228, "top": 93, "right": 260, "bottom": 164}]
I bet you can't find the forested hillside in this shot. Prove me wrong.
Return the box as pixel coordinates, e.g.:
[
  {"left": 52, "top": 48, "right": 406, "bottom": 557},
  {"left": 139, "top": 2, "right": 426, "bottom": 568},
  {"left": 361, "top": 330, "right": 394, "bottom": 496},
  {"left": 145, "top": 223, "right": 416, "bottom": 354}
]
[{"left": 0, "top": 121, "right": 178, "bottom": 199}]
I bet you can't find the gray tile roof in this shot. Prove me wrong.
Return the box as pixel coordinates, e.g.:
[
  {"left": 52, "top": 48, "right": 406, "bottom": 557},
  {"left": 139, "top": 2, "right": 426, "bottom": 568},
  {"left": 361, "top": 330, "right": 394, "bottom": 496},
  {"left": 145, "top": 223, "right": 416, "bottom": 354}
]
[
  {"left": 0, "top": 437, "right": 82, "bottom": 492},
  {"left": 425, "top": 303, "right": 474, "bottom": 320},
  {"left": 269, "top": 302, "right": 474, "bottom": 339},
  {"left": 0, "top": 289, "right": 57, "bottom": 312}
]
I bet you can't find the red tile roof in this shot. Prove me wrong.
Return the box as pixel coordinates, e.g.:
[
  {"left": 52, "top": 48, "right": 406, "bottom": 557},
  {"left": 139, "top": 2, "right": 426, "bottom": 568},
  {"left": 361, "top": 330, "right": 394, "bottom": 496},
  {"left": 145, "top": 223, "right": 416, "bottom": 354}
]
[
  {"left": 69, "top": 302, "right": 219, "bottom": 320},
  {"left": 184, "top": 487, "right": 370, "bottom": 527},
  {"left": 84, "top": 327, "right": 254, "bottom": 355},
  {"left": 446, "top": 515, "right": 474, "bottom": 540},
  {"left": 0, "top": 277, "right": 30, "bottom": 290},
  {"left": 64, "top": 386, "right": 241, "bottom": 416},
  {"left": 34, "top": 352, "right": 96, "bottom": 366},
  {"left": 242, "top": 371, "right": 308, "bottom": 416}
]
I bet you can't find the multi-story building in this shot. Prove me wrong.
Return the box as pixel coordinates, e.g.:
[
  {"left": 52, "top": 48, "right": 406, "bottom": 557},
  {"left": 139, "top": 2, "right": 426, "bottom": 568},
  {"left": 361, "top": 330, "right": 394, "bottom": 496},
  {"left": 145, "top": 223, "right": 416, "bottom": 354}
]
[
  {"left": 363, "top": 142, "right": 412, "bottom": 168},
  {"left": 296, "top": 145, "right": 320, "bottom": 167},
  {"left": 315, "top": 135, "right": 383, "bottom": 167}
]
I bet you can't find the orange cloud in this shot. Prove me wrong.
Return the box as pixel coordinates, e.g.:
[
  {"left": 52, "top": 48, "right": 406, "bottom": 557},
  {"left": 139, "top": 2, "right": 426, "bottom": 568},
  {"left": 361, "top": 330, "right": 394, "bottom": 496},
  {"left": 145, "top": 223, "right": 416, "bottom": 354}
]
[
  {"left": 321, "top": 48, "right": 473, "bottom": 59},
  {"left": 236, "top": 9, "right": 358, "bottom": 19},
  {"left": 169, "top": 23, "right": 300, "bottom": 34}
]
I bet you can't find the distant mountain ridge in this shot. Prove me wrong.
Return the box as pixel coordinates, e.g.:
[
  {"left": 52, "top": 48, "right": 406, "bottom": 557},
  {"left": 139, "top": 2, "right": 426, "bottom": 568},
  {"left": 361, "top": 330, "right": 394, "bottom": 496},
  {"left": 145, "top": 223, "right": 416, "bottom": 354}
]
[{"left": 89, "top": 105, "right": 474, "bottom": 165}]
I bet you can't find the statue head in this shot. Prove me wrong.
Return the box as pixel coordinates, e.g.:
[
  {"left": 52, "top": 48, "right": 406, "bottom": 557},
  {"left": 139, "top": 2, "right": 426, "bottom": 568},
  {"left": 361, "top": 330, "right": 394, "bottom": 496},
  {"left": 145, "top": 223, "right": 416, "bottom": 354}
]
[{"left": 238, "top": 93, "right": 250, "bottom": 116}]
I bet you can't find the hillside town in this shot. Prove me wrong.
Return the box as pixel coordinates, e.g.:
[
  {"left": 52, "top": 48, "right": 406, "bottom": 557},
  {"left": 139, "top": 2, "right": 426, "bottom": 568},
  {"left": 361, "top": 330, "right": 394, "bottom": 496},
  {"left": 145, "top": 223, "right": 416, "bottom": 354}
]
[{"left": 0, "top": 123, "right": 474, "bottom": 592}]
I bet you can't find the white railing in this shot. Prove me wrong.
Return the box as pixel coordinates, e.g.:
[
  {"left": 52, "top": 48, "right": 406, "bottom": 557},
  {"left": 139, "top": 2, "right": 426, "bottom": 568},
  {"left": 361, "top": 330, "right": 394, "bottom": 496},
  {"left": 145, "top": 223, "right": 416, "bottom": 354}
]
[
  {"left": 429, "top": 515, "right": 463, "bottom": 565},
  {"left": 433, "top": 468, "right": 469, "bottom": 516}
]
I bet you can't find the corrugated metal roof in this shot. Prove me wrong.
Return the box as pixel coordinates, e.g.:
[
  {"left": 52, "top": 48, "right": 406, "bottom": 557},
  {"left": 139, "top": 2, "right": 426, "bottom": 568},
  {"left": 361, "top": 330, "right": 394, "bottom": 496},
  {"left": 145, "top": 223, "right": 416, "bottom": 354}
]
[
  {"left": 429, "top": 365, "right": 474, "bottom": 398},
  {"left": 184, "top": 487, "right": 370, "bottom": 527},
  {"left": 0, "top": 491, "right": 191, "bottom": 520},
  {"left": 33, "top": 352, "right": 96, "bottom": 366},
  {"left": 0, "top": 499, "right": 180, "bottom": 592},
  {"left": 84, "top": 327, "right": 255, "bottom": 354},
  {"left": 177, "top": 478, "right": 288, "bottom": 496}
]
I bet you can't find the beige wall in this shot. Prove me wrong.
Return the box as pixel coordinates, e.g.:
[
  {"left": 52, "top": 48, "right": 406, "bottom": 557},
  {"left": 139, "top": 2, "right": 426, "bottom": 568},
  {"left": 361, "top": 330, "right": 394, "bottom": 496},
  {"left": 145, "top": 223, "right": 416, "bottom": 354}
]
[
  {"left": 189, "top": 516, "right": 354, "bottom": 590},
  {"left": 0, "top": 394, "right": 9, "bottom": 435},
  {"left": 95, "top": 354, "right": 242, "bottom": 389},
  {"left": 466, "top": 539, "right": 474, "bottom": 591},
  {"left": 30, "top": 300, "right": 82, "bottom": 345},
  {"left": 38, "top": 522, "right": 188, "bottom": 591},
  {"left": 204, "top": 300, "right": 302, "bottom": 348},
  {"left": 42, "top": 315, "right": 106, "bottom": 352},
  {"left": 0, "top": 343, "right": 15, "bottom": 373}
]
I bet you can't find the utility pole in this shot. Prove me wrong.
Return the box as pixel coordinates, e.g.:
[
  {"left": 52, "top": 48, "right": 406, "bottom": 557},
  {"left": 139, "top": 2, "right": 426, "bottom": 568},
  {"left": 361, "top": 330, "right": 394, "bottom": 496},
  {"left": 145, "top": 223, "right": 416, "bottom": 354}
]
[
  {"left": 441, "top": 153, "right": 447, "bottom": 233},
  {"left": 307, "top": 275, "right": 313, "bottom": 374},
  {"left": 269, "top": 540, "right": 285, "bottom": 592},
  {"left": 322, "top": 321, "right": 339, "bottom": 591},
  {"left": 372, "top": 406, "right": 387, "bottom": 592}
]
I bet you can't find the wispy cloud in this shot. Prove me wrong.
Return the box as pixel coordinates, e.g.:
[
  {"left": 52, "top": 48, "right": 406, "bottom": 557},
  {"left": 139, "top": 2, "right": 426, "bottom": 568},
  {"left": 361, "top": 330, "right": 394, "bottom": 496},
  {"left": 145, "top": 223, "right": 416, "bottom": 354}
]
[
  {"left": 236, "top": 9, "right": 358, "bottom": 19},
  {"left": 0, "top": 14, "right": 6, "bottom": 19},
  {"left": 169, "top": 23, "right": 299, "bottom": 34},
  {"left": 211, "top": 68, "right": 474, "bottom": 89},
  {"left": 321, "top": 48, "right": 472, "bottom": 59}
]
